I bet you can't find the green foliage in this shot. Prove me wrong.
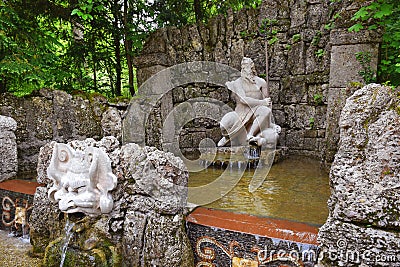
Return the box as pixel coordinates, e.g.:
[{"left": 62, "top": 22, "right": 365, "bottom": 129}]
[
  {"left": 350, "top": 0, "right": 400, "bottom": 86},
  {"left": 355, "top": 51, "right": 376, "bottom": 84},
  {"left": 240, "top": 30, "right": 257, "bottom": 39},
  {"left": 324, "top": 22, "right": 335, "bottom": 30},
  {"left": 313, "top": 93, "right": 323, "bottom": 106},
  {"left": 348, "top": 81, "right": 363, "bottom": 88},
  {"left": 0, "top": 4, "right": 64, "bottom": 95},
  {"left": 309, "top": 117, "right": 315, "bottom": 129},
  {"left": 153, "top": 0, "right": 262, "bottom": 26},
  {"left": 259, "top": 18, "right": 278, "bottom": 45},
  {"left": 315, "top": 49, "right": 325, "bottom": 58},
  {"left": 311, "top": 31, "right": 322, "bottom": 46},
  {"left": 1, "top": 0, "right": 263, "bottom": 97},
  {"left": 292, "top": 33, "right": 301, "bottom": 43}
]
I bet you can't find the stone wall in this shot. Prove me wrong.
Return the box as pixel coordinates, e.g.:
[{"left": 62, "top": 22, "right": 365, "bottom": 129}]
[
  {"left": 318, "top": 84, "right": 400, "bottom": 266},
  {"left": 132, "top": 0, "right": 381, "bottom": 162},
  {"left": 0, "top": 115, "right": 17, "bottom": 182},
  {"left": 0, "top": 89, "right": 127, "bottom": 176}
]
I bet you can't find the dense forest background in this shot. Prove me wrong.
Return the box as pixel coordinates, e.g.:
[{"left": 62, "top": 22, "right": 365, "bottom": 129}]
[
  {"left": 0, "top": 0, "right": 399, "bottom": 98},
  {"left": 0, "top": 0, "right": 261, "bottom": 97}
]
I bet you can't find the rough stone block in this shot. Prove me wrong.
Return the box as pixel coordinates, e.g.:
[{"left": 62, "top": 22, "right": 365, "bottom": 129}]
[
  {"left": 304, "top": 137, "right": 318, "bottom": 151},
  {"left": 306, "top": 3, "right": 328, "bottom": 29},
  {"left": 304, "top": 129, "right": 318, "bottom": 138},
  {"left": 288, "top": 41, "right": 306, "bottom": 75},
  {"left": 281, "top": 76, "right": 307, "bottom": 104},
  {"left": 330, "top": 29, "right": 382, "bottom": 46},
  {"left": 329, "top": 43, "right": 379, "bottom": 88},
  {"left": 285, "top": 130, "right": 304, "bottom": 149},
  {"left": 0, "top": 115, "right": 17, "bottom": 182},
  {"left": 285, "top": 104, "right": 316, "bottom": 129},
  {"left": 290, "top": 0, "right": 307, "bottom": 29}
]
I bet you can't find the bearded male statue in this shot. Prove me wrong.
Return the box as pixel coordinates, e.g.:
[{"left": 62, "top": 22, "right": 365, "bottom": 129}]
[{"left": 218, "top": 57, "right": 281, "bottom": 148}]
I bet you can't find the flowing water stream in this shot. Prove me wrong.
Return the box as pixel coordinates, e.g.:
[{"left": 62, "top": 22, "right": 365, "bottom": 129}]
[
  {"left": 59, "top": 219, "right": 75, "bottom": 267},
  {"left": 189, "top": 155, "right": 330, "bottom": 225}
]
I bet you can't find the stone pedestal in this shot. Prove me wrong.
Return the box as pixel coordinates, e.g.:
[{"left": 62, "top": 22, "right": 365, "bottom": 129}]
[
  {"left": 0, "top": 115, "right": 17, "bottom": 182},
  {"left": 199, "top": 146, "right": 288, "bottom": 168}
]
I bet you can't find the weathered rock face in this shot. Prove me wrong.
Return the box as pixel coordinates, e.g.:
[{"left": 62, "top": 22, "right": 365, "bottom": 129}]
[
  {"left": 0, "top": 115, "right": 18, "bottom": 181},
  {"left": 101, "top": 107, "right": 123, "bottom": 141},
  {"left": 31, "top": 137, "right": 194, "bottom": 266},
  {"left": 0, "top": 89, "right": 127, "bottom": 176},
  {"left": 318, "top": 84, "right": 400, "bottom": 266}
]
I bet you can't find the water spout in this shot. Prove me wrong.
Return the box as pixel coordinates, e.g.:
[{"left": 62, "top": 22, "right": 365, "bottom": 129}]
[{"left": 60, "top": 219, "right": 75, "bottom": 267}]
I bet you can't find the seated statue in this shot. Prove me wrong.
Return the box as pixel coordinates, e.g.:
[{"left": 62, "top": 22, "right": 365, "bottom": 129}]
[{"left": 218, "top": 57, "right": 280, "bottom": 148}]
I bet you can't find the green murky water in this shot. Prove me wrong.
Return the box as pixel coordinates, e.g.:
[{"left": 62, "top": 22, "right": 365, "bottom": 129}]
[{"left": 189, "top": 156, "right": 330, "bottom": 225}]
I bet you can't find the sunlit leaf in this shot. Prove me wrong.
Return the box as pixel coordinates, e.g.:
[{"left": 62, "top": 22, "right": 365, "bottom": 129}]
[
  {"left": 352, "top": 7, "right": 368, "bottom": 21},
  {"left": 348, "top": 23, "right": 363, "bottom": 32}
]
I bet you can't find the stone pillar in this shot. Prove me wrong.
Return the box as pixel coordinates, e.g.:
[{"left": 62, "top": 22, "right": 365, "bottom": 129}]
[
  {"left": 324, "top": 29, "right": 381, "bottom": 164},
  {"left": 0, "top": 115, "right": 17, "bottom": 182}
]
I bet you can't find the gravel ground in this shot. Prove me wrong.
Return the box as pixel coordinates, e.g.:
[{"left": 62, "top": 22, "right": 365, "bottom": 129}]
[{"left": 0, "top": 230, "right": 42, "bottom": 267}]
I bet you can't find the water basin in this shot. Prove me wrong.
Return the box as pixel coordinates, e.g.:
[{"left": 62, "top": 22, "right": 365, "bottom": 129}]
[{"left": 189, "top": 155, "right": 330, "bottom": 225}]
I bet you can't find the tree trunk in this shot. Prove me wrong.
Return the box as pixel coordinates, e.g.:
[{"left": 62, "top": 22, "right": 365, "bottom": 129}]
[
  {"left": 93, "top": 58, "right": 97, "bottom": 91},
  {"left": 0, "top": 77, "right": 6, "bottom": 93},
  {"left": 113, "top": 0, "right": 122, "bottom": 96},
  {"left": 124, "top": 0, "right": 135, "bottom": 96},
  {"left": 194, "top": 0, "right": 203, "bottom": 23}
]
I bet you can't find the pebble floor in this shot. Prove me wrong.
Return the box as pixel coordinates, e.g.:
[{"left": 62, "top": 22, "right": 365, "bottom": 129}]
[{"left": 0, "top": 230, "right": 41, "bottom": 267}]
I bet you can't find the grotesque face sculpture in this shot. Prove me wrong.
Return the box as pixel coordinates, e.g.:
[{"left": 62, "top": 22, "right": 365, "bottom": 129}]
[{"left": 47, "top": 143, "right": 117, "bottom": 216}]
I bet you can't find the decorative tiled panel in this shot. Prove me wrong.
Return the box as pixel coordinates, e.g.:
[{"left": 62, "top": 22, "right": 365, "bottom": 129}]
[
  {"left": 0, "top": 180, "right": 41, "bottom": 235},
  {"left": 187, "top": 207, "right": 320, "bottom": 267}
]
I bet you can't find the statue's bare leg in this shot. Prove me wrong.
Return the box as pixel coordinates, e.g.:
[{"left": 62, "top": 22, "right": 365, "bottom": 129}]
[{"left": 247, "top": 106, "right": 271, "bottom": 142}]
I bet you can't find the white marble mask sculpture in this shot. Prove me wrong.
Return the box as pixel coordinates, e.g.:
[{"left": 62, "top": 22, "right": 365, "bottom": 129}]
[{"left": 47, "top": 143, "right": 117, "bottom": 216}]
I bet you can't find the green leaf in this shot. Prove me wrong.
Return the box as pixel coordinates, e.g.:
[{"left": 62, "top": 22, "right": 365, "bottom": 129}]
[
  {"left": 366, "top": 2, "right": 379, "bottom": 11},
  {"left": 71, "top": 9, "right": 80, "bottom": 16},
  {"left": 352, "top": 7, "right": 369, "bottom": 21},
  {"left": 348, "top": 23, "right": 364, "bottom": 32},
  {"left": 374, "top": 4, "right": 393, "bottom": 19}
]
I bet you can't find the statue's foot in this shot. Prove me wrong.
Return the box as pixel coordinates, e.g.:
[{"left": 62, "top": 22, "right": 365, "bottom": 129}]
[
  {"left": 247, "top": 134, "right": 254, "bottom": 142},
  {"left": 217, "top": 137, "right": 229, "bottom": 147}
]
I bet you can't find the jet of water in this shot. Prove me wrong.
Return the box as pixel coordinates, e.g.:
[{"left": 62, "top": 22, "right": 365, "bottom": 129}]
[{"left": 60, "top": 219, "right": 75, "bottom": 267}]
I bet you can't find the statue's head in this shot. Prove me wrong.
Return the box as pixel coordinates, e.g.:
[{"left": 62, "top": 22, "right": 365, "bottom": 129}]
[
  {"left": 241, "top": 57, "right": 256, "bottom": 82},
  {"left": 47, "top": 143, "right": 117, "bottom": 216}
]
